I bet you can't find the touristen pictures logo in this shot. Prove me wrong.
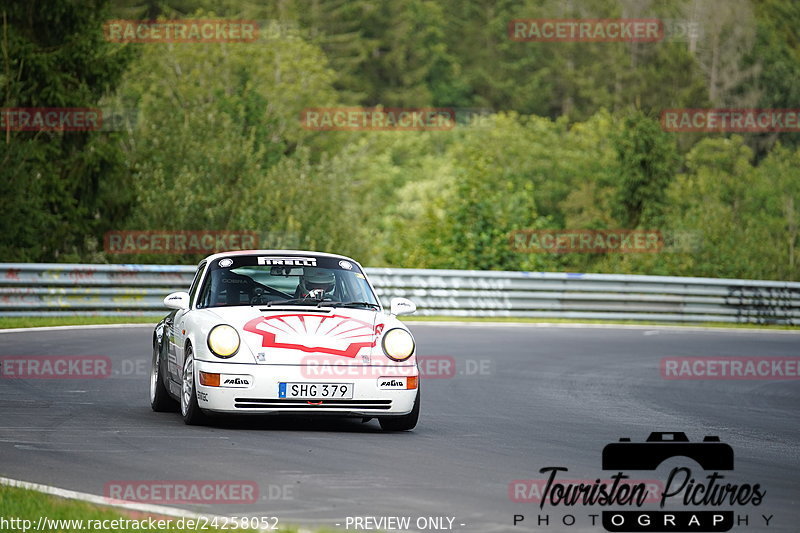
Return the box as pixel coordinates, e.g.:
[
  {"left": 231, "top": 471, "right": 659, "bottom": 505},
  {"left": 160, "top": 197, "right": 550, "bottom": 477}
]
[{"left": 512, "top": 432, "right": 770, "bottom": 532}]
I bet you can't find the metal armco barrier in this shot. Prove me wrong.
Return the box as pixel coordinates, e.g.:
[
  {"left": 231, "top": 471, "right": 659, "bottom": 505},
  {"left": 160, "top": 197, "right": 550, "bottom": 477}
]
[{"left": 1, "top": 263, "right": 799, "bottom": 325}]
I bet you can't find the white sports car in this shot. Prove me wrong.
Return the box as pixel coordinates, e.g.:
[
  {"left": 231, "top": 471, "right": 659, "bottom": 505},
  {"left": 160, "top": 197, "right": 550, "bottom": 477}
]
[{"left": 150, "top": 250, "right": 420, "bottom": 431}]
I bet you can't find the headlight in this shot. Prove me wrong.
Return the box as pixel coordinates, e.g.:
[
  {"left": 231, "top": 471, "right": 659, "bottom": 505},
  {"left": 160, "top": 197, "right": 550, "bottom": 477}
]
[
  {"left": 207, "top": 325, "right": 240, "bottom": 358},
  {"left": 382, "top": 328, "right": 415, "bottom": 361}
]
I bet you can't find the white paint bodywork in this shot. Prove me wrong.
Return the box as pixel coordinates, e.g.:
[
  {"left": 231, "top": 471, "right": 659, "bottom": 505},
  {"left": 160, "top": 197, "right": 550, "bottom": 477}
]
[{"left": 158, "top": 250, "right": 419, "bottom": 417}]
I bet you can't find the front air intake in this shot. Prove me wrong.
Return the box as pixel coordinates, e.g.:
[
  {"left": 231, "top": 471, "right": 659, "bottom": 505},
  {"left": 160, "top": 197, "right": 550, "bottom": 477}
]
[{"left": 233, "top": 398, "right": 392, "bottom": 410}]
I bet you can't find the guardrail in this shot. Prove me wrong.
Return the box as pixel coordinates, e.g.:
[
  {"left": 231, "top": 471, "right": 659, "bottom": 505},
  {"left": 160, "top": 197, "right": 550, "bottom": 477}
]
[{"left": 1, "top": 263, "right": 798, "bottom": 325}]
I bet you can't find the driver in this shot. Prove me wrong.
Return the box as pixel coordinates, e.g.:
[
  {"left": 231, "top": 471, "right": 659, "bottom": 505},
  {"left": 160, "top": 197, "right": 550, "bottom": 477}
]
[{"left": 296, "top": 267, "right": 337, "bottom": 299}]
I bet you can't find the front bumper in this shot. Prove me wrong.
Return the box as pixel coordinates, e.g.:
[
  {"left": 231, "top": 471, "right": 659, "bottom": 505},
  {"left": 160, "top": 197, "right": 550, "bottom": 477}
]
[{"left": 193, "top": 360, "right": 418, "bottom": 416}]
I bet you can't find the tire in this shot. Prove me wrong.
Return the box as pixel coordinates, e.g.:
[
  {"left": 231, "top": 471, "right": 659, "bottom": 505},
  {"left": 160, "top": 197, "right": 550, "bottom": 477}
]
[
  {"left": 379, "top": 388, "right": 420, "bottom": 431},
  {"left": 180, "top": 345, "right": 208, "bottom": 425},
  {"left": 150, "top": 338, "right": 178, "bottom": 412}
]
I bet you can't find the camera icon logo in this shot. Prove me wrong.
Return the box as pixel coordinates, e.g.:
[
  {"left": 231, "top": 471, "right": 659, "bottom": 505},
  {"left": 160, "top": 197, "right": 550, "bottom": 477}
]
[{"left": 602, "top": 432, "right": 734, "bottom": 471}]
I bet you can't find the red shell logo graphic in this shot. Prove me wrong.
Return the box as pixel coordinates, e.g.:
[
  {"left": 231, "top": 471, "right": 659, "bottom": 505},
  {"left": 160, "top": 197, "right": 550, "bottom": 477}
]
[{"left": 243, "top": 313, "right": 383, "bottom": 358}]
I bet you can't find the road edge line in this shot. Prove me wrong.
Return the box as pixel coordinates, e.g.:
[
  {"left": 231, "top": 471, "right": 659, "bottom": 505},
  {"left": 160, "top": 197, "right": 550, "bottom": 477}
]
[{"left": 404, "top": 320, "right": 800, "bottom": 333}]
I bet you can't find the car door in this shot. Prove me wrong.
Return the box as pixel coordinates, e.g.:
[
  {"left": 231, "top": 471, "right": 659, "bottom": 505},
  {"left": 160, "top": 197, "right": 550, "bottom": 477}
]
[{"left": 168, "top": 262, "right": 206, "bottom": 385}]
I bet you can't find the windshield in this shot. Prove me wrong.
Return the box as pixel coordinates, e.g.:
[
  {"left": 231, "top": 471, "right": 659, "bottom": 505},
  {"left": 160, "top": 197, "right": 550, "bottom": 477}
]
[{"left": 196, "top": 254, "right": 379, "bottom": 309}]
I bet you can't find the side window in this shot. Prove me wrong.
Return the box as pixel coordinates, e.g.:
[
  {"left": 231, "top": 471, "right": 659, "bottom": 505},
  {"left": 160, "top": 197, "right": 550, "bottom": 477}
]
[
  {"left": 198, "top": 273, "right": 214, "bottom": 308},
  {"left": 188, "top": 263, "right": 207, "bottom": 307}
]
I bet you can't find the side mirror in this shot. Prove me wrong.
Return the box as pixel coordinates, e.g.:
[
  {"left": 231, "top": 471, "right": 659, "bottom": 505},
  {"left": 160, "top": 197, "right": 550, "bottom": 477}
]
[
  {"left": 164, "top": 291, "right": 190, "bottom": 310},
  {"left": 390, "top": 297, "right": 416, "bottom": 316}
]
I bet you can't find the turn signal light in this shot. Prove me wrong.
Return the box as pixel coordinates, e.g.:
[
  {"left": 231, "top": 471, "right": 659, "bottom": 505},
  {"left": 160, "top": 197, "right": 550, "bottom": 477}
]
[
  {"left": 199, "top": 371, "right": 220, "bottom": 387},
  {"left": 407, "top": 376, "right": 418, "bottom": 389}
]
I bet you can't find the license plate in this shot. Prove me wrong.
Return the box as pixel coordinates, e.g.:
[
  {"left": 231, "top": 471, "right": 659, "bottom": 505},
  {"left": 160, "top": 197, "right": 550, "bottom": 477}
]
[{"left": 279, "top": 382, "right": 353, "bottom": 399}]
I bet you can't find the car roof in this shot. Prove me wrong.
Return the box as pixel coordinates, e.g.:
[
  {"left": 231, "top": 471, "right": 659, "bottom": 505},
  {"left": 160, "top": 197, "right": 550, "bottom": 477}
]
[{"left": 199, "top": 249, "right": 359, "bottom": 265}]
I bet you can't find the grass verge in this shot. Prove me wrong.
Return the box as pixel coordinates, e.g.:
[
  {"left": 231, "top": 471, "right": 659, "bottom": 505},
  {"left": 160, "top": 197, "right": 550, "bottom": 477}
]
[
  {"left": 0, "top": 316, "right": 158, "bottom": 329},
  {"left": 0, "top": 484, "right": 296, "bottom": 532}
]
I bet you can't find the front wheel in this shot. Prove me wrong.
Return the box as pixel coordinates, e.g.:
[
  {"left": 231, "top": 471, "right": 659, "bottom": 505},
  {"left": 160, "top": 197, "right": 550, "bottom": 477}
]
[
  {"left": 379, "top": 388, "right": 420, "bottom": 431},
  {"left": 181, "top": 346, "right": 208, "bottom": 425},
  {"left": 150, "top": 339, "right": 177, "bottom": 412}
]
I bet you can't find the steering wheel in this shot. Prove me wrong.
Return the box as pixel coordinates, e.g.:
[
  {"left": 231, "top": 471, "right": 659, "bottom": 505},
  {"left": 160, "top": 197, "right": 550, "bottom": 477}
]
[{"left": 249, "top": 285, "right": 293, "bottom": 305}]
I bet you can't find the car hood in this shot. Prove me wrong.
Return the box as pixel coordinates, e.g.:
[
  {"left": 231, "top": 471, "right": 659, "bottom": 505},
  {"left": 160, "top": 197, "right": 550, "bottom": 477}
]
[{"left": 205, "top": 306, "right": 396, "bottom": 365}]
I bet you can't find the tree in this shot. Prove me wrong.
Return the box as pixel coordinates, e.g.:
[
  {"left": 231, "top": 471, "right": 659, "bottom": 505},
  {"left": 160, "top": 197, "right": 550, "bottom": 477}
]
[
  {"left": 612, "top": 112, "right": 679, "bottom": 228},
  {"left": 663, "top": 136, "right": 765, "bottom": 278},
  {"left": 0, "top": 0, "right": 134, "bottom": 261},
  {"left": 107, "top": 15, "right": 341, "bottom": 263},
  {"left": 734, "top": 0, "right": 800, "bottom": 156},
  {"left": 751, "top": 144, "right": 800, "bottom": 279},
  {"left": 300, "top": 0, "right": 468, "bottom": 107}
]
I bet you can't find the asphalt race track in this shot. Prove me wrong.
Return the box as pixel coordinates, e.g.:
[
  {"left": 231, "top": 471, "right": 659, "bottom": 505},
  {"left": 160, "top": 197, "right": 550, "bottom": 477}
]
[{"left": 0, "top": 323, "right": 798, "bottom": 533}]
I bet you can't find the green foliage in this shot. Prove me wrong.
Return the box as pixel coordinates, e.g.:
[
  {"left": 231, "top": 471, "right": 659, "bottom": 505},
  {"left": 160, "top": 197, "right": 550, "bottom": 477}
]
[
  {"left": 612, "top": 112, "right": 679, "bottom": 228},
  {"left": 440, "top": 118, "right": 540, "bottom": 271},
  {"left": 3, "top": 0, "right": 800, "bottom": 282},
  {"left": 659, "top": 136, "right": 800, "bottom": 280},
  {"left": 735, "top": 0, "right": 800, "bottom": 156},
  {"left": 0, "top": 0, "right": 135, "bottom": 261},
  {"left": 106, "top": 24, "right": 340, "bottom": 262}
]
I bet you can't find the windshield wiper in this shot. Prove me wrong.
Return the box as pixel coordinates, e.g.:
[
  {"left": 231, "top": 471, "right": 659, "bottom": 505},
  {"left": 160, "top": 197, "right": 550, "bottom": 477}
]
[
  {"left": 265, "top": 298, "right": 319, "bottom": 307},
  {"left": 264, "top": 299, "right": 380, "bottom": 309},
  {"left": 319, "top": 301, "right": 381, "bottom": 310}
]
